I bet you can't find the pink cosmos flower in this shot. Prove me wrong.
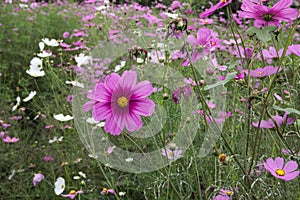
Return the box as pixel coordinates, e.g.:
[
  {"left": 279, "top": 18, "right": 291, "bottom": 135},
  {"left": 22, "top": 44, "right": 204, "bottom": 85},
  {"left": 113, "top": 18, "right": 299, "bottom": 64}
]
[
  {"left": 61, "top": 190, "right": 83, "bottom": 199},
  {"left": 238, "top": 0, "right": 299, "bottom": 28},
  {"left": 101, "top": 188, "right": 115, "bottom": 195},
  {"left": 262, "top": 47, "right": 286, "bottom": 64},
  {"left": 186, "top": 28, "right": 212, "bottom": 63},
  {"left": 162, "top": 145, "right": 183, "bottom": 160},
  {"left": 172, "top": 86, "right": 192, "bottom": 104},
  {"left": 33, "top": 173, "right": 44, "bottom": 186},
  {"left": 199, "top": 0, "right": 232, "bottom": 18},
  {"left": 252, "top": 112, "right": 295, "bottom": 128},
  {"left": 249, "top": 65, "right": 282, "bottom": 78},
  {"left": 84, "top": 71, "right": 155, "bottom": 135},
  {"left": 288, "top": 44, "right": 300, "bottom": 56},
  {"left": 264, "top": 157, "right": 299, "bottom": 181},
  {"left": 43, "top": 155, "right": 54, "bottom": 162},
  {"left": 3, "top": 136, "right": 19, "bottom": 143},
  {"left": 214, "top": 189, "right": 234, "bottom": 200}
]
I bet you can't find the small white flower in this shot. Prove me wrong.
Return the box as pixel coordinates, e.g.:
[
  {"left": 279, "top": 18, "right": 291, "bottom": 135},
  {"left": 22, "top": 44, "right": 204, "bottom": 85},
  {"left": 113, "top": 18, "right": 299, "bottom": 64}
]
[
  {"left": 30, "top": 57, "right": 43, "bottom": 67},
  {"left": 65, "top": 80, "right": 84, "bottom": 88},
  {"left": 8, "top": 169, "right": 16, "bottom": 180},
  {"left": 165, "top": 12, "right": 179, "bottom": 19},
  {"left": 73, "top": 176, "right": 80, "bottom": 180},
  {"left": 78, "top": 171, "right": 86, "bottom": 179},
  {"left": 37, "top": 51, "right": 52, "bottom": 58},
  {"left": 58, "top": 136, "right": 63, "bottom": 142},
  {"left": 53, "top": 114, "right": 73, "bottom": 122},
  {"left": 97, "top": 122, "right": 105, "bottom": 127},
  {"left": 88, "top": 154, "right": 98, "bottom": 159},
  {"left": 23, "top": 91, "right": 36, "bottom": 102},
  {"left": 39, "top": 42, "right": 45, "bottom": 51},
  {"left": 96, "top": 5, "right": 107, "bottom": 11},
  {"left": 119, "top": 191, "right": 126, "bottom": 196},
  {"left": 75, "top": 53, "right": 92, "bottom": 67},
  {"left": 49, "top": 137, "right": 58, "bottom": 143},
  {"left": 86, "top": 117, "right": 99, "bottom": 124},
  {"left": 114, "top": 60, "right": 126, "bottom": 72},
  {"left": 54, "top": 177, "right": 65, "bottom": 195},
  {"left": 26, "top": 65, "right": 45, "bottom": 77},
  {"left": 42, "top": 38, "right": 59, "bottom": 47},
  {"left": 136, "top": 58, "right": 144, "bottom": 64},
  {"left": 12, "top": 96, "right": 21, "bottom": 111},
  {"left": 19, "top": 3, "right": 28, "bottom": 8},
  {"left": 125, "top": 158, "right": 133, "bottom": 162}
]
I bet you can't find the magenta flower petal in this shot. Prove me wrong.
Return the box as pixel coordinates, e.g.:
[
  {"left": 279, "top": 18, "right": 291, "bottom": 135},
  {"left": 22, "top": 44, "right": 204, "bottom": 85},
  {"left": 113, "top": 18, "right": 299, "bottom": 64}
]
[
  {"left": 118, "top": 70, "right": 137, "bottom": 92},
  {"left": 94, "top": 83, "right": 111, "bottom": 102},
  {"left": 186, "top": 35, "right": 198, "bottom": 46},
  {"left": 283, "top": 160, "right": 299, "bottom": 173},
  {"left": 125, "top": 112, "right": 142, "bottom": 132},
  {"left": 104, "top": 115, "right": 122, "bottom": 135},
  {"left": 282, "top": 171, "right": 300, "bottom": 181},
  {"left": 130, "top": 98, "right": 155, "bottom": 116},
  {"left": 93, "top": 102, "right": 112, "bottom": 121},
  {"left": 105, "top": 73, "right": 120, "bottom": 92},
  {"left": 274, "top": 157, "right": 284, "bottom": 169},
  {"left": 131, "top": 80, "right": 153, "bottom": 99}
]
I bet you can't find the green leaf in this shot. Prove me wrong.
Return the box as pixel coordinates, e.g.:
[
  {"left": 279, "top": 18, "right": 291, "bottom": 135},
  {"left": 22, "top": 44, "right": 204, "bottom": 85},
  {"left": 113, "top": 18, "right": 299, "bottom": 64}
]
[
  {"left": 273, "top": 105, "right": 300, "bottom": 115},
  {"left": 246, "top": 26, "right": 278, "bottom": 43},
  {"left": 204, "top": 72, "right": 237, "bottom": 91}
]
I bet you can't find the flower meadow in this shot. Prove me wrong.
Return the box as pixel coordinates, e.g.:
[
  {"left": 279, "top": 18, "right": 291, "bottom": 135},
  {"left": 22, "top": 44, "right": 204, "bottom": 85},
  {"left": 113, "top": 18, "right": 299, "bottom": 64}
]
[{"left": 0, "top": 0, "right": 300, "bottom": 199}]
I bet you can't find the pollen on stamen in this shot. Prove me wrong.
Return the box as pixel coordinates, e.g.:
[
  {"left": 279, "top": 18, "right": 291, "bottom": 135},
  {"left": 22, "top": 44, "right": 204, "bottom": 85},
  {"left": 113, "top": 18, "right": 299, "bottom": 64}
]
[
  {"left": 276, "top": 169, "right": 285, "bottom": 176},
  {"left": 117, "top": 97, "right": 129, "bottom": 108}
]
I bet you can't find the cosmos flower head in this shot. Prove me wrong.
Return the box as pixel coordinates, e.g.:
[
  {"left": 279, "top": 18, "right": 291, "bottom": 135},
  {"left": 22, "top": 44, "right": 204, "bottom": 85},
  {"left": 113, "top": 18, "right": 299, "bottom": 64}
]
[
  {"left": 33, "top": 173, "right": 44, "bottom": 186},
  {"left": 264, "top": 157, "right": 299, "bottom": 181},
  {"left": 252, "top": 112, "right": 295, "bottom": 129},
  {"left": 84, "top": 70, "right": 155, "bottom": 135},
  {"left": 199, "top": 0, "right": 232, "bottom": 19},
  {"left": 249, "top": 65, "right": 282, "bottom": 78},
  {"left": 238, "top": 0, "right": 299, "bottom": 28}
]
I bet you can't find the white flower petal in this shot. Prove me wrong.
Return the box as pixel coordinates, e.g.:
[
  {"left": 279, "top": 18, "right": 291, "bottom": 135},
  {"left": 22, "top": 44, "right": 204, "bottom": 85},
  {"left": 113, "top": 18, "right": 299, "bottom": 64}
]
[
  {"left": 53, "top": 114, "right": 73, "bottom": 122},
  {"left": 54, "top": 177, "right": 65, "bottom": 195},
  {"left": 65, "top": 80, "right": 84, "bottom": 88},
  {"left": 23, "top": 91, "right": 37, "bottom": 102}
]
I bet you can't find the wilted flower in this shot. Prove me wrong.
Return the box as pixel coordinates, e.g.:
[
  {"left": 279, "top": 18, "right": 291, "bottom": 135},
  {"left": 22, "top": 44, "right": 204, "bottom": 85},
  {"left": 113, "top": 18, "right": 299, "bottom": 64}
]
[
  {"left": 43, "top": 155, "right": 54, "bottom": 162},
  {"left": 172, "top": 86, "right": 192, "bottom": 104},
  {"left": 33, "top": 173, "right": 44, "bottom": 186},
  {"left": 101, "top": 188, "right": 115, "bottom": 195},
  {"left": 12, "top": 96, "right": 21, "bottom": 111},
  {"left": 61, "top": 190, "right": 83, "bottom": 199},
  {"left": 162, "top": 144, "right": 183, "bottom": 160},
  {"left": 264, "top": 157, "right": 299, "bottom": 181}
]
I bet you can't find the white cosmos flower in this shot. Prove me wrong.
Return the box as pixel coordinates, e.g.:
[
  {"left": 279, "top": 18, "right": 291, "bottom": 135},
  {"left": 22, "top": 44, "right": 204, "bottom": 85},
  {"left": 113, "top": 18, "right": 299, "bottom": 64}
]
[
  {"left": 30, "top": 57, "right": 43, "bottom": 67},
  {"left": 119, "top": 192, "right": 126, "bottom": 196},
  {"left": 37, "top": 51, "right": 52, "bottom": 58},
  {"left": 114, "top": 60, "right": 126, "bottom": 72},
  {"left": 97, "top": 122, "right": 105, "bottom": 127},
  {"left": 96, "top": 5, "right": 107, "bottom": 11},
  {"left": 42, "top": 38, "right": 59, "bottom": 47},
  {"left": 73, "top": 176, "right": 80, "bottom": 180},
  {"left": 26, "top": 65, "right": 45, "bottom": 77},
  {"left": 54, "top": 177, "right": 65, "bottom": 195},
  {"left": 125, "top": 158, "right": 133, "bottom": 162},
  {"left": 23, "top": 91, "right": 36, "bottom": 102},
  {"left": 66, "top": 80, "right": 84, "bottom": 88},
  {"left": 39, "top": 42, "right": 45, "bottom": 51},
  {"left": 86, "top": 117, "right": 99, "bottom": 124},
  {"left": 165, "top": 12, "right": 179, "bottom": 19},
  {"left": 78, "top": 171, "right": 86, "bottom": 179},
  {"left": 75, "top": 53, "right": 92, "bottom": 66},
  {"left": 53, "top": 114, "right": 73, "bottom": 122},
  {"left": 12, "top": 96, "right": 21, "bottom": 111}
]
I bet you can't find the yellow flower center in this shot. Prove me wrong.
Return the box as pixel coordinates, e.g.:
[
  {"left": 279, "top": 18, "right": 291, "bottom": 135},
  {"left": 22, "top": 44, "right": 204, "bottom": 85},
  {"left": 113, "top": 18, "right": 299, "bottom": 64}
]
[
  {"left": 276, "top": 169, "right": 285, "bottom": 176},
  {"left": 221, "top": 0, "right": 228, "bottom": 2},
  {"left": 103, "top": 188, "right": 108, "bottom": 192},
  {"left": 70, "top": 190, "right": 76, "bottom": 195},
  {"left": 61, "top": 185, "right": 65, "bottom": 189},
  {"left": 117, "top": 97, "right": 128, "bottom": 108},
  {"left": 226, "top": 191, "right": 233, "bottom": 195},
  {"left": 168, "top": 151, "right": 174, "bottom": 157},
  {"left": 258, "top": 71, "right": 262, "bottom": 75}
]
